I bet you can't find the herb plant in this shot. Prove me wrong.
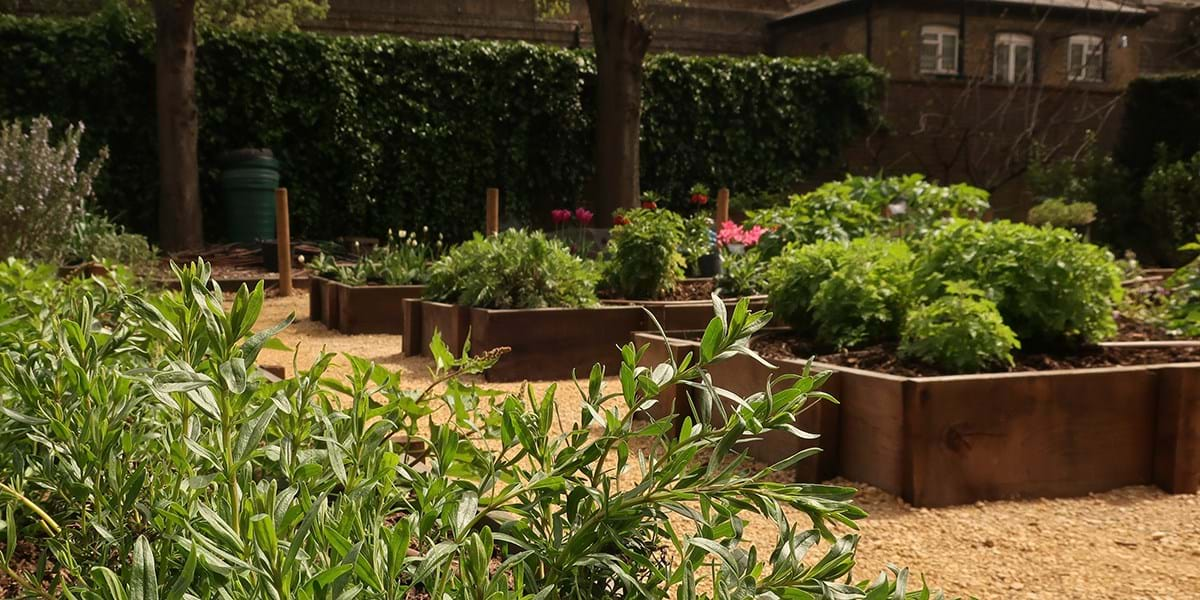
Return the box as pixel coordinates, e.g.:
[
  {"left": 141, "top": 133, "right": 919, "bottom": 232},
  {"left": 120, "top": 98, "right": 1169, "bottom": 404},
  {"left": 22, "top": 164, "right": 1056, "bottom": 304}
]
[
  {"left": 0, "top": 260, "right": 941, "bottom": 599},
  {"left": 426, "top": 229, "right": 599, "bottom": 308},
  {"left": 1027, "top": 198, "right": 1097, "bottom": 230},
  {"left": 1165, "top": 235, "right": 1200, "bottom": 336},
  {"left": 65, "top": 210, "right": 158, "bottom": 273},
  {"left": 603, "top": 208, "right": 686, "bottom": 300},
  {"left": 900, "top": 281, "right": 1021, "bottom": 373}
]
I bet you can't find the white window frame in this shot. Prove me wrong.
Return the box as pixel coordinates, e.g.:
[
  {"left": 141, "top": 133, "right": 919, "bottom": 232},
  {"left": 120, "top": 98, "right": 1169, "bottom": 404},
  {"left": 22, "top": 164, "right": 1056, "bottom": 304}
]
[
  {"left": 920, "top": 25, "right": 960, "bottom": 76},
  {"left": 994, "top": 33, "right": 1034, "bottom": 84},
  {"left": 1068, "top": 34, "right": 1104, "bottom": 83}
]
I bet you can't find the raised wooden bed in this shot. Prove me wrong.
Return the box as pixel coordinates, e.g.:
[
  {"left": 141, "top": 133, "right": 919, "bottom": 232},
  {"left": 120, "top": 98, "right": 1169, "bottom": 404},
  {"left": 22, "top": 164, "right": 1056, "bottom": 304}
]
[
  {"left": 634, "top": 332, "right": 1200, "bottom": 507},
  {"left": 600, "top": 294, "right": 769, "bottom": 332},
  {"left": 402, "top": 300, "right": 644, "bottom": 382},
  {"left": 309, "top": 277, "right": 422, "bottom": 335}
]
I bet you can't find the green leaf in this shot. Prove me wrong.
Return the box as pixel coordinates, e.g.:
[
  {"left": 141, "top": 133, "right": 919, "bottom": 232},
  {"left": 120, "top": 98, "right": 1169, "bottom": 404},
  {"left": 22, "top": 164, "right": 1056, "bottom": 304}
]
[{"left": 128, "top": 535, "right": 158, "bottom": 600}]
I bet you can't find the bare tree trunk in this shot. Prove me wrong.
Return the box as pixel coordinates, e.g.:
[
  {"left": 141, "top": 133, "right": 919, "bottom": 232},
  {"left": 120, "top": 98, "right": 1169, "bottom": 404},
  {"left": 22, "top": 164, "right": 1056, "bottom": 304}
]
[
  {"left": 154, "top": 0, "right": 203, "bottom": 251},
  {"left": 588, "top": 0, "right": 650, "bottom": 226}
]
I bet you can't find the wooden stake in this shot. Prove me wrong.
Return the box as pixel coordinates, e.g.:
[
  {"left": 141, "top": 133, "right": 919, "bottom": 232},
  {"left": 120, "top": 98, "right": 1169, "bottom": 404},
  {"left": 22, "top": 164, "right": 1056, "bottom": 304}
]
[
  {"left": 275, "top": 188, "right": 293, "bottom": 297},
  {"left": 716, "top": 188, "right": 730, "bottom": 225},
  {"left": 486, "top": 188, "right": 500, "bottom": 236}
]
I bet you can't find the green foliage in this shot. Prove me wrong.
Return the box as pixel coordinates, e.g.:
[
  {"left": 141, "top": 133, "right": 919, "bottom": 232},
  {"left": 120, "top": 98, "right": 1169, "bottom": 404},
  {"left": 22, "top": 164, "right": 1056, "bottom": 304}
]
[
  {"left": 680, "top": 212, "right": 715, "bottom": 275},
  {"left": 0, "top": 260, "right": 939, "bottom": 599},
  {"left": 1117, "top": 72, "right": 1200, "bottom": 179},
  {"left": 1027, "top": 198, "right": 1097, "bottom": 229},
  {"left": 425, "top": 229, "right": 599, "bottom": 308},
  {"left": 1141, "top": 152, "right": 1200, "bottom": 265},
  {"left": 604, "top": 208, "right": 686, "bottom": 299},
  {"left": 1165, "top": 236, "right": 1200, "bottom": 336},
  {"left": 716, "top": 249, "right": 769, "bottom": 298},
  {"left": 65, "top": 210, "right": 158, "bottom": 271},
  {"left": 747, "top": 175, "right": 989, "bottom": 260},
  {"left": 767, "top": 237, "right": 913, "bottom": 349},
  {"left": 0, "top": 13, "right": 883, "bottom": 242},
  {"left": 641, "top": 54, "right": 883, "bottom": 204},
  {"left": 312, "top": 228, "right": 443, "bottom": 286},
  {"left": 912, "top": 219, "right": 1123, "bottom": 348},
  {"left": 900, "top": 282, "right": 1021, "bottom": 374},
  {"left": 1027, "top": 140, "right": 1137, "bottom": 253},
  {"left": 0, "top": 116, "right": 107, "bottom": 262}
]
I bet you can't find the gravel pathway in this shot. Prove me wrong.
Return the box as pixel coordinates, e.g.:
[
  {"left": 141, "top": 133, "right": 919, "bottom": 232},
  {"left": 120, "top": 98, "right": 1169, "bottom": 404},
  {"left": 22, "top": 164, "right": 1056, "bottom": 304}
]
[{"left": 255, "top": 293, "right": 1200, "bottom": 599}]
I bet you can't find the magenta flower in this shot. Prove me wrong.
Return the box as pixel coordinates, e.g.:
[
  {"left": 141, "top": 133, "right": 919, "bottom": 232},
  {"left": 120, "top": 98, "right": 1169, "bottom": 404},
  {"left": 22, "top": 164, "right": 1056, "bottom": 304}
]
[
  {"left": 551, "top": 209, "right": 573, "bottom": 225},
  {"left": 740, "top": 225, "right": 767, "bottom": 247},
  {"left": 574, "top": 207, "right": 594, "bottom": 226},
  {"left": 717, "top": 220, "right": 742, "bottom": 246}
]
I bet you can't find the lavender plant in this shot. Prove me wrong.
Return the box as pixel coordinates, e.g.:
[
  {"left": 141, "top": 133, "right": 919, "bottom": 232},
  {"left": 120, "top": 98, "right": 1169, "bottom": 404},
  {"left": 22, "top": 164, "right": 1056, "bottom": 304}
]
[{"left": 0, "top": 117, "right": 108, "bottom": 262}]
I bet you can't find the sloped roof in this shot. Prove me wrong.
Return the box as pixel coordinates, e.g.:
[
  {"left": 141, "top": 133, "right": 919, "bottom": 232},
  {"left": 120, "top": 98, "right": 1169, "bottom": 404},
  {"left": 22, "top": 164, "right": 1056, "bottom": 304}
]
[{"left": 774, "top": 0, "right": 1149, "bottom": 24}]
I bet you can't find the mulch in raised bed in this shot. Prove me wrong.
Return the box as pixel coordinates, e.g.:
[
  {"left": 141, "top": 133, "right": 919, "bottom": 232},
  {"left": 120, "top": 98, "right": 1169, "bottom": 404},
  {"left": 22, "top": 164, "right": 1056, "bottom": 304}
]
[{"left": 746, "top": 317, "right": 1200, "bottom": 377}]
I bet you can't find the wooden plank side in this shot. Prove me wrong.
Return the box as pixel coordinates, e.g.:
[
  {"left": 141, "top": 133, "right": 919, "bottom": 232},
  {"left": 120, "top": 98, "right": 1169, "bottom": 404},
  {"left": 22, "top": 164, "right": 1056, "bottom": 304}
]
[
  {"left": 907, "top": 369, "right": 1158, "bottom": 507},
  {"left": 474, "top": 307, "right": 645, "bottom": 382},
  {"left": 320, "top": 280, "right": 343, "bottom": 331},
  {"left": 337, "top": 285, "right": 424, "bottom": 335},
  {"left": 837, "top": 371, "right": 907, "bottom": 497},
  {"left": 1154, "top": 364, "right": 1200, "bottom": 493},
  {"left": 309, "top": 276, "right": 325, "bottom": 321},
  {"left": 401, "top": 298, "right": 423, "bottom": 356},
  {"left": 418, "top": 302, "right": 469, "bottom": 357}
]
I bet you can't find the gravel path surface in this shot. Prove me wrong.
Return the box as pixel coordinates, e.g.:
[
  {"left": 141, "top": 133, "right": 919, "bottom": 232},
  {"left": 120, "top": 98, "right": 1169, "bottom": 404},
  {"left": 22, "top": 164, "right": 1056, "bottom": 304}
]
[{"left": 255, "top": 292, "right": 1200, "bottom": 599}]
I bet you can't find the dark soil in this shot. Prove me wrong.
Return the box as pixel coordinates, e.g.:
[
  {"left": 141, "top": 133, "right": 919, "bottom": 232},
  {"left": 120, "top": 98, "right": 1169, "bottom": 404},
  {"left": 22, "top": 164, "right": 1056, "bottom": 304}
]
[{"left": 748, "top": 318, "right": 1200, "bottom": 377}]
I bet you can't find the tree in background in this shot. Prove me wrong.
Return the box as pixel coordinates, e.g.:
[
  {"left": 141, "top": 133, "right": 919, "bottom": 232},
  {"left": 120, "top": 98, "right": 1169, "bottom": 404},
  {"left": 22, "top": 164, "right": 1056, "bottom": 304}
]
[
  {"left": 148, "top": 0, "right": 328, "bottom": 250},
  {"left": 541, "top": 0, "right": 655, "bottom": 225}
]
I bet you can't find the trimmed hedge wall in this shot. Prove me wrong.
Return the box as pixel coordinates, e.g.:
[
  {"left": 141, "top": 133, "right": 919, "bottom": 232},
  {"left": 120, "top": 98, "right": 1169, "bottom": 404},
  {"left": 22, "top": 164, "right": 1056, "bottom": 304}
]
[
  {"left": 1117, "top": 72, "right": 1200, "bottom": 178},
  {"left": 0, "top": 13, "right": 884, "bottom": 242}
]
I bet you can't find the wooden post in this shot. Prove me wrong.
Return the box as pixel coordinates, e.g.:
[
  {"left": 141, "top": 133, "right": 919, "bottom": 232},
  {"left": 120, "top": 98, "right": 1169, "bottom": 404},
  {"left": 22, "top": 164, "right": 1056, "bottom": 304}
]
[
  {"left": 715, "top": 188, "right": 730, "bottom": 225},
  {"left": 275, "top": 188, "right": 293, "bottom": 297},
  {"left": 486, "top": 188, "right": 500, "bottom": 236}
]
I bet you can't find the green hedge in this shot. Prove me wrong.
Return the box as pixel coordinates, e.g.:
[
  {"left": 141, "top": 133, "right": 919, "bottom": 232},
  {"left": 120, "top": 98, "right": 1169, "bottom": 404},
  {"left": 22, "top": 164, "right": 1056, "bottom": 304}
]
[
  {"left": 1116, "top": 72, "right": 1200, "bottom": 178},
  {"left": 0, "top": 12, "right": 883, "bottom": 242}
]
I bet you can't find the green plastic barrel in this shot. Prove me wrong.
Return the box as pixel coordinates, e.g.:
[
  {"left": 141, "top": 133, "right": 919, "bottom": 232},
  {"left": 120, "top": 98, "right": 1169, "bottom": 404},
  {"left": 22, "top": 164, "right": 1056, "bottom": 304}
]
[{"left": 220, "top": 149, "right": 281, "bottom": 242}]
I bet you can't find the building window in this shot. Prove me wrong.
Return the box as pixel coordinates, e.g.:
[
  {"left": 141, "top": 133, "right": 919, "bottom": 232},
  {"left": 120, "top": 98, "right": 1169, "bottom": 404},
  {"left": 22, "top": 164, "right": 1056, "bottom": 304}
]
[
  {"left": 1068, "top": 34, "right": 1104, "bottom": 82},
  {"left": 920, "top": 25, "right": 959, "bottom": 75},
  {"left": 994, "top": 33, "right": 1034, "bottom": 83}
]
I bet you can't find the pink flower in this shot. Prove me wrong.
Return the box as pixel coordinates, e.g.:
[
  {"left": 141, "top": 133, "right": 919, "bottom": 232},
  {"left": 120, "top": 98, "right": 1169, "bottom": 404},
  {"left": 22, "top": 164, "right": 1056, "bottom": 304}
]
[
  {"left": 574, "top": 207, "right": 594, "bottom": 226},
  {"left": 551, "top": 209, "right": 573, "bottom": 225},
  {"left": 717, "top": 221, "right": 743, "bottom": 246},
  {"left": 740, "top": 225, "right": 767, "bottom": 247},
  {"left": 717, "top": 221, "right": 767, "bottom": 248}
]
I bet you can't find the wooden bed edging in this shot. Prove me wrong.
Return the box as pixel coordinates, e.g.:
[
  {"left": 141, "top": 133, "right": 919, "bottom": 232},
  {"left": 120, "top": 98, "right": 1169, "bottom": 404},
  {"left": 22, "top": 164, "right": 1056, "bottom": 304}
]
[
  {"left": 599, "top": 295, "right": 769, "bottom": 332},
  {"left": 309, "top": 276, "right": 423, "bottom": 335},
  {"left": 632, "top": 331, "right": 1200, "bottom": 507}
]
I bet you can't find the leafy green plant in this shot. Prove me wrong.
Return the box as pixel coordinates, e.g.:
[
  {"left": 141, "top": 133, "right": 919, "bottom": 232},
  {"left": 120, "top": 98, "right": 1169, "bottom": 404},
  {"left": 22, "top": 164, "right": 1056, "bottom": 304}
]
[
  {"left": 766, "top": 240, "right": 852, "bottom": 339},
  {"left": 315, "top": 228, "right": 444, "bottom": 286},
  {"left": 1027, "top": 198, "right": 1097, "bottom": 229},
  {"left": 0, "top": 259, "right": 943, "bottom": 599},
  {"left": 716, "top": 249, "right": 769, "bottom": 297},
  {"left": 1141, "top": 152, "right": 1200, "bottom": 265},
  {"left": 681, "top": 212, "right": 715, "bottom": 276},
  {"left": 912, "top": 219, "right": 1122, "bottom": 348},
  {"left": 65, "top": 210, "right": 158, "bottom": 273},
  {"left": 603, "top": 208, "right": 686, "bottom": 300},
  {"left": 0, "top": 116, "right": 107, "bottom": 261},
  {"left": 1165, "top": 235, "right": 1200, "bottom": 336},
  {"left": 900, "top": 281, "right": 1021, "bottom": 373},
  {"left": 747, "top": 175, "right": 988, "bottom": 260},
  {"left": 426, "top": 229, "right": 598, "bottom": 308}
]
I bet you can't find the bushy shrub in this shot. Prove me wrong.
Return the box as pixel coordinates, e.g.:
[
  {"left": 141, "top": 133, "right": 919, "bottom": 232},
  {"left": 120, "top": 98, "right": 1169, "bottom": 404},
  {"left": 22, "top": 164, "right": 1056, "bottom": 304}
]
[
  {"left": 716, "top": 249, "right": 770, "bottom": 297},
  {"left": 65, "top": 210, "right": 157, "bottom": 272},
  {"left": 768, "top": 237, "right": 912, "bottom": 348},
  {"left": 0, "top": 116, "right": 107, "bottom": 261},
  {"left": 913, "top": 219, "right": 1122, "bottom": 347},
  {"left": 810, "top": 238, "right": 914, "bottom": 348},
  {"left": 1141, "top": 152, "right": 1200, "bottom": 265},
  {"left": 748, "top": 174, "right": 988, "bottom": 259},
  {"left": 900, "top": 282, "right": 1021, "bottom": 373},
  {"left": 426, "top": 229, "right": 598, "bottom": 308},
  {"left": 1027, "top": 198, "right": 1097, "bottom": 229},
  {"left": 603, "top": 208, "right": 686, "bottom": 299},
  {"left": 314, "top": 228, "right": 444, "bottom": 286},
  {"left": 1165, "top": 235, "right": 1200, "bottom": 336},
  {"left": 680, "top": 212, "right": 715, "bottom": 275}
]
